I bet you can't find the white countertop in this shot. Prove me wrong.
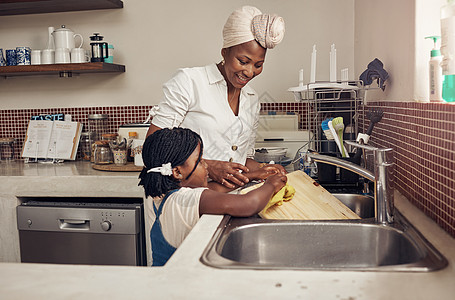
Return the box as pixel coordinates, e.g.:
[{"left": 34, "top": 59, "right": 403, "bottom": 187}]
[{"left": 1, "top": 161, "right": 454, "bottom": 299}]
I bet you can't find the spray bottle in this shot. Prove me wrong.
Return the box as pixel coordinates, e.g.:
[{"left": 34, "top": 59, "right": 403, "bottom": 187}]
[
  {"left": 441, "top": 0, "right": 455, "bottom": 102},
  {"left": 425, "top": 36, "right": 444, "bottom": 102}
]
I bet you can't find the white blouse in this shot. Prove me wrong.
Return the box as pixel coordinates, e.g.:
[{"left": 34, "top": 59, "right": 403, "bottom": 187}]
[{"left": 151, "top": 63, "right": 260, "bottom": 165}]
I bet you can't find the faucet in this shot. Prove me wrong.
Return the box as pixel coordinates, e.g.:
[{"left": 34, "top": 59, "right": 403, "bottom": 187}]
[{"left": 305, "top": 141, "right": 394, "bottom": 224}]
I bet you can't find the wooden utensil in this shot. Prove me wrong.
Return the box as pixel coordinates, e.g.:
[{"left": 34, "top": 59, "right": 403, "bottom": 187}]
[{"left": 241, "top": 170, "right": 360, "bottom": 220}]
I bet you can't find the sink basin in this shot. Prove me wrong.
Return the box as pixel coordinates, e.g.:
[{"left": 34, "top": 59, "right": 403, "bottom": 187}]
[
  {"left": 332, "top": 193, "right": 374, "bottom": 219},
  {"left": 201, "top": 195, "right": 447, "bottom": 271}
]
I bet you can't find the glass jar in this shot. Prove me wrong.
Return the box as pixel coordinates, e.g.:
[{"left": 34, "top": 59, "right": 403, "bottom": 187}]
[
  {"left": 93, "top": 140, "right": 113, "bottom": 165},
  {"left": 79, "top": 132, "right": 94, "bottom": 161},
  {"left": 101, "top": 133, "right": 118, "bottom": 142},
  {"left": 87, "top": 114, "right": 109, "bottom": 163},
  {"left": 87, "top": 114, "right": 109, "bottom": 141}
]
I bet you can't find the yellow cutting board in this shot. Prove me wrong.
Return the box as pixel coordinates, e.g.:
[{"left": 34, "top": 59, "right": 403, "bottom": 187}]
[{"left": 241, "top": 170, "right": 360, "bottom": 220}]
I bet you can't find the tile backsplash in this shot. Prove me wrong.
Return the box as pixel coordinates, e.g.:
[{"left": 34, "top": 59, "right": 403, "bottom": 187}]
[
  {"left": 1, "top": 101, "right": 454, "bottom": 237},
  {"left": 363, "top": 101, "right": 455, "bottom": 237}
]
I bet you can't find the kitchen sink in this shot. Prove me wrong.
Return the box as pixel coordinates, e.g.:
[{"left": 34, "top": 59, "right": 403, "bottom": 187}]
[
  {"left": 332, "top": 193, "right": 374, "bottom": 219},
  {"left": 201, "top": 194, "right": 448, "bottom": 272}
]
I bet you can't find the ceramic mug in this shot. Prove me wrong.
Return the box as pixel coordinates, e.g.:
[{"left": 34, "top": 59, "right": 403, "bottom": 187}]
[
  {"left": 55, "top": 48, "right": 70, "bottom": 64},
  {"left": 0, "top": 48, "right": 5, "bottom": 66},
  {"left": 31, "top": 50, "right": 41, "bottom": 65},
  {"left": 16, "top": 47, "right": 31, "bottom": 65},
  {"left": 70, "top": 48, "right": 89, "bottom": 63},
  {"left": 41, "top": 49, "right": 55, "bottom": 64},
  {"left": 5, "top": 49, "right": 16, "bottom": 66},
  {"left": 113, "top": 149, "right": 127, "bottom": 165}
]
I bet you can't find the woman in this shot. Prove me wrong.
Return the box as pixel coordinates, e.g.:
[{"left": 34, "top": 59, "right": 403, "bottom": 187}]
[{"left": 147, "top": 6, "right": 286, "bottom": 190}]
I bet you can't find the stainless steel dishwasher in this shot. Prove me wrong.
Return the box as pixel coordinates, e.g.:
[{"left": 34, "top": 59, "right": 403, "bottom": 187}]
[{"left": 17, "top": 197, "right": 146, "bottom": 266}]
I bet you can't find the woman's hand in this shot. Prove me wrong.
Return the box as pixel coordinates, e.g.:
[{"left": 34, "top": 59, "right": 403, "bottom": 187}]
[
  {"left": 267, "top": 163, "right": 287, "bottom": 175},
  {"left": 246, "top": 165, "right": 279, "bottom": 181},
  {"left": 205, "top": 159, "right": 250, "bottom": 189}
]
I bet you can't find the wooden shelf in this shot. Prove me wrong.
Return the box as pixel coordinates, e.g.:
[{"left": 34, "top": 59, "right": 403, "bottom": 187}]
[
  {"left": 0, "top": 0, "right": 123, "bottom": 16},
  {"left": 0, "top": 62, "right": 125, "bottom": 77}
]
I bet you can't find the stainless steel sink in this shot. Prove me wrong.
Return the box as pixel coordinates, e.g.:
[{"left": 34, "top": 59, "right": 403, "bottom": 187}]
[
  {"left": 201, "top": 195, "right": 447, "bottom": 272},
  {"left": 332, "top": 193, "right": 374, "bottom": 219}
]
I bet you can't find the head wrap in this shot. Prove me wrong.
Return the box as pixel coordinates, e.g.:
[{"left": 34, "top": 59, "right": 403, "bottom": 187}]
[{"left": 222, "top": 6, "right": 285, "bottom": 49}]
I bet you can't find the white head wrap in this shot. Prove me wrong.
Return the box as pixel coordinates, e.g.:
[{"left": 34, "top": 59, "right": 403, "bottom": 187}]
[{"left": 222, "top": 6, "right": 285, "bottom": 49}]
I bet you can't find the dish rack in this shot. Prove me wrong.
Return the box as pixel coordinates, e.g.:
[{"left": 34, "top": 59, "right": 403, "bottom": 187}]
[{"left": 289, "top": 81, "right": 365, "bottom": 154}]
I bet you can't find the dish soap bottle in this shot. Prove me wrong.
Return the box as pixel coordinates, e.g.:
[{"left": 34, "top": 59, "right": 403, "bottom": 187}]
[
  {"left": 441, "top": 0, "right": 455, "bottom": 102},
  {"left": 425, "top": 36, "right": 444, "bottom": 102}
]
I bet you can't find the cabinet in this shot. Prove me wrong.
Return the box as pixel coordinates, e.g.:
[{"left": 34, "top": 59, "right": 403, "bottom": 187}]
[{"left": 0, "top": 0, "right": 123, "bottom": 16}]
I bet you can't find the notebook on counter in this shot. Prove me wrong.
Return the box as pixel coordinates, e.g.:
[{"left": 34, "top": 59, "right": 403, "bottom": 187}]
[{"left": 21, "top": 120, "right": 82, "bottom": 160}]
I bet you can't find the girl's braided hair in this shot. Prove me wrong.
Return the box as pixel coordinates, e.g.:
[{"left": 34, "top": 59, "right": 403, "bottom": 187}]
[{"left": 138, "top": 127, "right": 203, "bottom": 198}]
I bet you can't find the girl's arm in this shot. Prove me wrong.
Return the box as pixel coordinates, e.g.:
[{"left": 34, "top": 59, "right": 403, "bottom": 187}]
[{"left": 199, "top": 173, "right": 287, "bottom": 217}]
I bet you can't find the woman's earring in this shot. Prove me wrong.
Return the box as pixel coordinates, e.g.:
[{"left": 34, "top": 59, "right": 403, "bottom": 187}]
[{"left": 221, "top": 59, "right": 225, "bottom": 66}]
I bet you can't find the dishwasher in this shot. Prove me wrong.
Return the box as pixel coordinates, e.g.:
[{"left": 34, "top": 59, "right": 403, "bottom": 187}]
[{"left": 17, "top": 197, "right": 146, "bottom": 266}]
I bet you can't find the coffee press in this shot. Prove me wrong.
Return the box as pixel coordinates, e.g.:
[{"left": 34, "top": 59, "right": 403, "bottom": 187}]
[{"left": 89, "top": 33, "right": 108, "bottom": 62}]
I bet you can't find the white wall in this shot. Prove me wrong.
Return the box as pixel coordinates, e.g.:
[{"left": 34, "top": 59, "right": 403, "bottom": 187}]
[
  {"left": 354, "top": 0, "right": 446, "bottom": 102},
  {"left": 415, "top": 0, "right": 447, "bottom": 101},
  {"left": 0, "top": 0, "right": 355, "bottom": 109},
  {"left": 354, "top": 0, "right": 415, "bottom": 102}
]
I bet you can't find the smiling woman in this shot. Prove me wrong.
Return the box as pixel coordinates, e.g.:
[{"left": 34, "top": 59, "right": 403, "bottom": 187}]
[{"left": 146, "top": 5, "right": 286, "bottom": 192}]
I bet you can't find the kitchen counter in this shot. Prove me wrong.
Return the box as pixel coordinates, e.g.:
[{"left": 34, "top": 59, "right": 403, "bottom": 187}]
[
  {"left": 0, "top": 161, "right": 454, "bottom": 299},
  {"left": 0, "top": 160, "right": 144, "bottom": 198}
]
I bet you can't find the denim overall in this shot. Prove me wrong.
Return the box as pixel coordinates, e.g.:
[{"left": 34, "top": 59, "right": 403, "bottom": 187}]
[{"left": 151, "top": 189, "right": 179, "bottom": 266}]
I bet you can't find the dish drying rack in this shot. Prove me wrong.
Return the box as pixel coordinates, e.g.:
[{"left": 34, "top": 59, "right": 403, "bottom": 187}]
[{"left": 289, "top": 80, "right": 366, "bottom": 156}]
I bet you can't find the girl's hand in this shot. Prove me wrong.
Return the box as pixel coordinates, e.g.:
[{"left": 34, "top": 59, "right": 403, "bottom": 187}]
[
  {"left": 264, "top": 173, "right": 287, "bottom": 193},
  {"left": 205, "top": 159, "right": 249, "bottom": 189}
]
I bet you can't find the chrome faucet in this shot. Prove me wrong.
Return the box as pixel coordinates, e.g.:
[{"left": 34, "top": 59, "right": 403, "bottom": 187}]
[{"left": 305, "top": 141, "right": 394, "bottom": 224}]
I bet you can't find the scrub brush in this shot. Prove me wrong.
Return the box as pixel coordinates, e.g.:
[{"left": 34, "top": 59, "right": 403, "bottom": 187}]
[
  {"left": 331, "top": 117, "right": 348, "bottom": 158},
  {"left": 321, "top": 118, "right": 334, "bottom": 139},
  {"left": 328, "top": 119, "right": 349, "bottom": 158}
]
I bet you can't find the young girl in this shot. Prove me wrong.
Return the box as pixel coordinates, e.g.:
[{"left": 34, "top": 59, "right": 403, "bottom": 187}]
[{"left": 139, "top": 127, "right": 287, "bottom": 266}]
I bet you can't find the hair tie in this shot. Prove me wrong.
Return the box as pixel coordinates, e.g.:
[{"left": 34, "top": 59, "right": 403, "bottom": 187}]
[{"left": 147, "top": 162, "right": 173, "bottom": 176}]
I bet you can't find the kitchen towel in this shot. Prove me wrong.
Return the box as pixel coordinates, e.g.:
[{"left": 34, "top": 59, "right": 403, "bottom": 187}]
[{"left": 359, "top": 58, "right": 389, "bottom": 91}]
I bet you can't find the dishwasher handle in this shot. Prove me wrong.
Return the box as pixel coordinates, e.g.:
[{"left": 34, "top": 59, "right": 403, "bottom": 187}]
[{"left": 59, "top": 219, "right": 90, "bottom": 230}]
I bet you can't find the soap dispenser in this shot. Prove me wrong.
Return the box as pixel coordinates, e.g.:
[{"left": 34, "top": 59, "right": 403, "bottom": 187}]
[
  {"left": 441, "top": 0, "right": 455, "bottom": 102},
  {"left": 425, "top": 36, "right": 444, "bottom": 102}
]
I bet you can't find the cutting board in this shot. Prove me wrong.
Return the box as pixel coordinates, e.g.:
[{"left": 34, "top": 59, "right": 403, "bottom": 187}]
[
  {"left": 241, "top": 170, "right": 360, "bottom": 220},
  {"left": 92, "top": 162, "right": 143, "bottom": 172}
]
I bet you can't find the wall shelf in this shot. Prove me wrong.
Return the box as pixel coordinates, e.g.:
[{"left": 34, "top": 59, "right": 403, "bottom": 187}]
[
  {"left": 0, "top": 0, "right": 123, "bottom": 16},
  {"left": 0, "top": 62, "right": 125, "bottom": 78}
]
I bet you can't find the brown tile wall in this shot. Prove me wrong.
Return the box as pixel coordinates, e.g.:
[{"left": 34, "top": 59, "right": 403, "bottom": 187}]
[
  {"left": 364, "top": 101, "right": 455, "bottom": 237},
  {"left": 1, "top": 101, "right": 454, "bottom": 237},
  {"left": 0, "top": 106, "right": 153, "bottom": 160}
]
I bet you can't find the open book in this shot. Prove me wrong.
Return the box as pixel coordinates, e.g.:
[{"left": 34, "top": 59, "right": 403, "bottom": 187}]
[{"left": 21, "top": 120, "right": 83, "bottom": 160}]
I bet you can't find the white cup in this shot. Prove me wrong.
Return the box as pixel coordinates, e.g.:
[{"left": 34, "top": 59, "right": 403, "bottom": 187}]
[
  {"left": 55, "top": 48, "right": 70, "bottom": 64},
  {"left": 31, "top": 50, "right": 41, "bottom": 65},
  {"left": 70, "top": 47, "right": 89, "bottom": 63},
  {"left": 41, "top": 49, "right": 55, "bottom": 64}
]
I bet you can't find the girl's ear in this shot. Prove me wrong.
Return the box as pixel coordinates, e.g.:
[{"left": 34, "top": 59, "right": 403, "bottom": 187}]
[{"left": 171, "top": 167, "right": 183, "bottom": 181}]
